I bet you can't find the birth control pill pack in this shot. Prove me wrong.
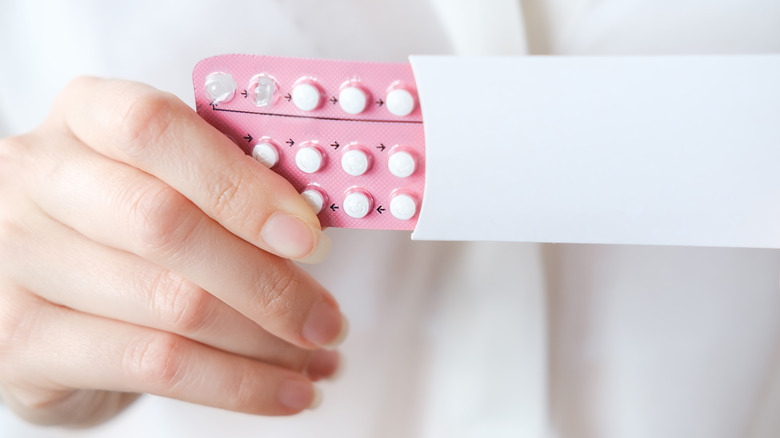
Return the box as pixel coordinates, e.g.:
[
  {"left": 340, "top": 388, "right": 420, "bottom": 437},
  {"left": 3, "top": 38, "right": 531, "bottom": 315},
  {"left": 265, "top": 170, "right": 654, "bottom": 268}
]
[
  {"left": 193, "top": 55, "right": 780, "bottom": 248},
  {"left": 193, "top": 55, "right": 425, "bottom": 230}
]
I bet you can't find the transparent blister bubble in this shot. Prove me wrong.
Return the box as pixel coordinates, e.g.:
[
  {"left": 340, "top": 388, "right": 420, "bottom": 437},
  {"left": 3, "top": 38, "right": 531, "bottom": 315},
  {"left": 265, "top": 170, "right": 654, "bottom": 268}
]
[
  {"left": 204, "top": 72, "right": 236, "bottom": 105},
  {"left": 250, "top": 74, "right": 279, "bottom": 107}
]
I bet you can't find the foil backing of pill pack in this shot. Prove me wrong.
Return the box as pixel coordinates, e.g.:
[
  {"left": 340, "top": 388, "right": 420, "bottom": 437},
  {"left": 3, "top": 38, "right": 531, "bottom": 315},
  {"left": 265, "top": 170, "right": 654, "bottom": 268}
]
[{"left": 193, "top": 55, "right": 425, "bottom": 230}]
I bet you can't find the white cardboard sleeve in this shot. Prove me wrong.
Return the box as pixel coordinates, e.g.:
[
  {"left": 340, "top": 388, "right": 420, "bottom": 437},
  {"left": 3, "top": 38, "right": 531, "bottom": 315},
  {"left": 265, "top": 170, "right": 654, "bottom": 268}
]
[{"left": 409, "top": 55, "right": 780, "bottom": 248}]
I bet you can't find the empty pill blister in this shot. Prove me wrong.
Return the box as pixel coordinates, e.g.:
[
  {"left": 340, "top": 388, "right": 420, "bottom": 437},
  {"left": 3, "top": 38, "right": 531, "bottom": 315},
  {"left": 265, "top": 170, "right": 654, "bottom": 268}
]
[{"left": 193, "top": 55, "right": 425, "bottom": 230}]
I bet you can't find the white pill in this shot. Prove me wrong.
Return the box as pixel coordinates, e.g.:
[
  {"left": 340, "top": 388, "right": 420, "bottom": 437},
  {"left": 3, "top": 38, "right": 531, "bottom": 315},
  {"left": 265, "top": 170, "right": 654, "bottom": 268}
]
[
  {"left": 339, "top": 86, "right": 368, "bottom": 114},
  {"left": 292, "top": 82, "right": 321, "bottom": 111},
  {"left": 341, "top": 148, "right": 370, "bottom": 176},
  {"left": 204, "top": 72, "right": 236, "bottom": 105},
  {"left": 295, "top": 146, "right": 324, "bottom": 173},
  {"left": 251, "top": 142, "right": 279, "bottom": 168},
  {"left": 386, "top": 88, "right": 415, "bottom": 116},
  {"left": 301, "top": 188, "right": 326, "bottom": 214},
  {"left": 388, "top": 150, "right": 416, "bottom": 178},
  {"left": 343, "top": 191, "right": 371, "bottom": 219},
  {"left": 390, "top": 194, "right": 417, "bottom": 220}
]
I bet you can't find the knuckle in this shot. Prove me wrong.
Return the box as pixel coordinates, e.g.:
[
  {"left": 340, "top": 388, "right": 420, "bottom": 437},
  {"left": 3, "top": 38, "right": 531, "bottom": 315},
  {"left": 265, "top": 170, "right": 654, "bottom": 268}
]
[
  {"left": 0, "top": 291, "right": 39, "bottom": 363},
  {"left": 151, "top": 271, "right": 215, "bottom": 335},
  {"left": 56, "top": 75, "right": 96, "bottom": 108},
  {"left": 123, "top": 332, "right": 186, "bottom": 388},
  {"left": 249, "top": 261, "right": 301, "bottom": 319},
  {"left": 125, "top": 183, "right": 193, "bottom": 255},
  {"left": 0, "top": 135, "right": 22, "bottom": 160},
  {"left": 0, "top": 135, "right": 29, "bottom": 181},
  {"left": 0, "top": 137, "right": 36, "bottom": 261},
  {"left": 0, "top": 220, "right": 20, "bottom": 272},
  {"left": 0, "top": 309, "right": 20, "bottom": 360},
  {"left": 62, "top": 75, "right": 97, "bottom": 95},
  {"left": 210, "top": 171, "right": 248, "bottom": 219},
  {"left": 225, "top": 369, "right": 264, "bottom": 410},
  {"left": 112, "top": 86, "right": 182, "bottom": 160}
]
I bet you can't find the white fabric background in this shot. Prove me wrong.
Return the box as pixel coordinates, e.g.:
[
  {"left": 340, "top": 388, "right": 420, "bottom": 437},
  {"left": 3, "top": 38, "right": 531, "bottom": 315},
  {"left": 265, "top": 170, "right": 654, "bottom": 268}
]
[{"left": 1, "top": 0, "right": 779, "bottom": 437}]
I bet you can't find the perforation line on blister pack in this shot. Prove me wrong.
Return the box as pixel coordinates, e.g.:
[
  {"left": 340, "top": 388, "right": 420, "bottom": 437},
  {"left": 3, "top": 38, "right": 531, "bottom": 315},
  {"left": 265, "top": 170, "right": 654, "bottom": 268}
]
[{"left": 193, "top": 55, "right": 426, "bottom": 231}]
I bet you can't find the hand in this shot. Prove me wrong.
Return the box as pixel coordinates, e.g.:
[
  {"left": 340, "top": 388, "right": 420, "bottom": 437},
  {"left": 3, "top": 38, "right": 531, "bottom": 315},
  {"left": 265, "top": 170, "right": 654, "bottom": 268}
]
[{"left": 0, "top": 77, "right": 346, "bottom": 427}]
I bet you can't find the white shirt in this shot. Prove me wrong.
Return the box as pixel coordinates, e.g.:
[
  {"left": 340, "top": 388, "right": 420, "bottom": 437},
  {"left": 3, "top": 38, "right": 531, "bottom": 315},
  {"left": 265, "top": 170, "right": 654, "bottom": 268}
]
[{"left": 1, "top": 1, "right": 779, "bottom": 437}]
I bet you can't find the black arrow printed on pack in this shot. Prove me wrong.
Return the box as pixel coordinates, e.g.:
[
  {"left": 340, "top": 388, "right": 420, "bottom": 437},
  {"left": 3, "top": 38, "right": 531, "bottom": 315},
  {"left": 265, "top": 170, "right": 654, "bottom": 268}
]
[
  {"left": 241, "top": 90, "right": 248, "bottom": 98},
  {"left": 376, "top": 98, "right": 385, "bottom": 107},
  {"left": 286, "top": 139, "right": 295, "bottom": 147},
  {"left": 330, "top": 203, "right": 339, "bottom": 212},
  {"left": 284, "top": 93, "right": 292, "bottom": 101},
  {"left": 244, "top": 134, "right": 253, "bottom": 142},
  {"left": 331, "top": 141, "right": 340, "bottom": 150},
  {"left": 376, "top": 143, "right": 386, "bottom": 151},
  {"left": 330, "top": 96, "right": 338, "bottom": 104},
  {"left": 377, "top": 206, "right": 386, "bottom": 214}
]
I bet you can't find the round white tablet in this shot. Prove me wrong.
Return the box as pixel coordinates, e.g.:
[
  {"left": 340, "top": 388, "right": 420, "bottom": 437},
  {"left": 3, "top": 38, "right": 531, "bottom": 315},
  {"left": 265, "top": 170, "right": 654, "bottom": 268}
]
[
  {"left": 388, "top": 150, "right": 416, "bottom": 178},
  {"left": 339, "top": 86, "right": 368, "bottom": 114},
  {"left": 343, "top": 191, "right": 372, "bottom": 219},
  {"left": 251, "top": 142, "right": 279, "bottom": 168},
  {"left": 390, "top": 194, "right": 417, "bottom": 220},
  {"left": 301, "top": 188, "right": 326, "bottom": 214},
  {"left": 204, "top": 72, "right": 236, "bottom": 104},
  {"left": 341, "top": 148, "right": 370, "bottom": 176},
  {"left": 292, "top": 82, "right": 321, "bottom": 111},
  {"left": 295, "top": 146, "right": 324, "bottom": 173},
  {"left": 386, "top": 88, "right": 415, "bottom": 116}
]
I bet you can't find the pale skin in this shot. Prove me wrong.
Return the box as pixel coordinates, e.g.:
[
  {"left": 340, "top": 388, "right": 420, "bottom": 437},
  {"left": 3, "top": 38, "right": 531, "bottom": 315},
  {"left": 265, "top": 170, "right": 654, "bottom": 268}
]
[{"left": 0, "top": 77, "right": 346, "bottom": 427}]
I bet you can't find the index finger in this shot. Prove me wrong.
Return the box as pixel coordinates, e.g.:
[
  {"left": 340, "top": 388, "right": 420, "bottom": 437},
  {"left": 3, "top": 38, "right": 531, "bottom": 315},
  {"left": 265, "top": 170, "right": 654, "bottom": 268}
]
[{"left": 53, "top": 77, "right": 329, "bottom": 262}]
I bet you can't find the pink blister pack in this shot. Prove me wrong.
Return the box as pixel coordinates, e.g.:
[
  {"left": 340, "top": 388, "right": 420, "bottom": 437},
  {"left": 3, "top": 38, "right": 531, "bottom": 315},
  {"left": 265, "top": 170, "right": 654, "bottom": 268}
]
[{"left": 193, "top": 55, "right": 425, "bottom": 230}]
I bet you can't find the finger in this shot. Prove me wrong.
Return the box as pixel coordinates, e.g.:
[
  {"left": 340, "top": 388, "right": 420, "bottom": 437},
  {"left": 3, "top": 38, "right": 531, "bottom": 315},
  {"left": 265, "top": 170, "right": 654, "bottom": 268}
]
[
  {"left": 0, "top": 386, "right": 140, "bottom": 427},
  {"left": 0, "top": 290, "right": 321, "bottom": 416},
  {"left": 18, "top": 131, "right": 346, "bottom": 349},
  {"left": 0, "top": 209, "right": 313, "bottom": 370},
  {"left": 51, "top": 77, "right": 329, "bottom": 263},
  {"left": 305, "top": 350, "right": 341, "bottom": 382}
]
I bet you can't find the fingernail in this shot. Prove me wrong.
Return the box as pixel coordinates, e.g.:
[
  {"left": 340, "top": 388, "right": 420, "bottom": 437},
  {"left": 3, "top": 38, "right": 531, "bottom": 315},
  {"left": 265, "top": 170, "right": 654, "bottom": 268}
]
[
  {"left": 327, "top": 315, "right": 349, "bottom": 349},
  {"left": 306, "top": 350, "right": 342, "bottom": 381},
  {"left": 303, "top": 303, "right": 349, "bottom": 349},
  {"left": 298, "top": 232, "right": 331, "bottom": 265},
  {"left": 261, "top": 213, "right": 327, "bottom": 260},
  {"left": 278, "top": 380, "right": 320, "bottom": 411},
  {"left": 309, "top": 386, "right": 323, "bottom": 410}
]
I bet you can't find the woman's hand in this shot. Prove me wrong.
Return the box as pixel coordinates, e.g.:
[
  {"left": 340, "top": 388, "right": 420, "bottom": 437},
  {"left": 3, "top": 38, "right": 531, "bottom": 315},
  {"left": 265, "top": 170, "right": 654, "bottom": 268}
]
[{"left": 0, "top": 77, "right": 345, "bottom": 427}]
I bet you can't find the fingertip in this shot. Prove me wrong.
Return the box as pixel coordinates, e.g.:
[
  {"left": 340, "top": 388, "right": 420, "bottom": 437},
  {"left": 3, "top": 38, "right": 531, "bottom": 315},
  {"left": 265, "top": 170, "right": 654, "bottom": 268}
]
[
  {"left": 322, "top": 315, "right": 349, "bottom": 350},
  {"left": 302, "top": 304, "right": 348, "bottom": 349},
  {"left": 277, "top": 379, "right": 320, "bottom": 412},
  {"left": 308, "top": 386, "right": 323, "bottom": 410},
  {"left": 305, "top": 349, "right": 342, "bottom": 381},
  {"left": 260, "top": 213, "right": 329, "bottom": 261},
  {"left": 297, "top": 231, "right": 331, "bottom": 264}
]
